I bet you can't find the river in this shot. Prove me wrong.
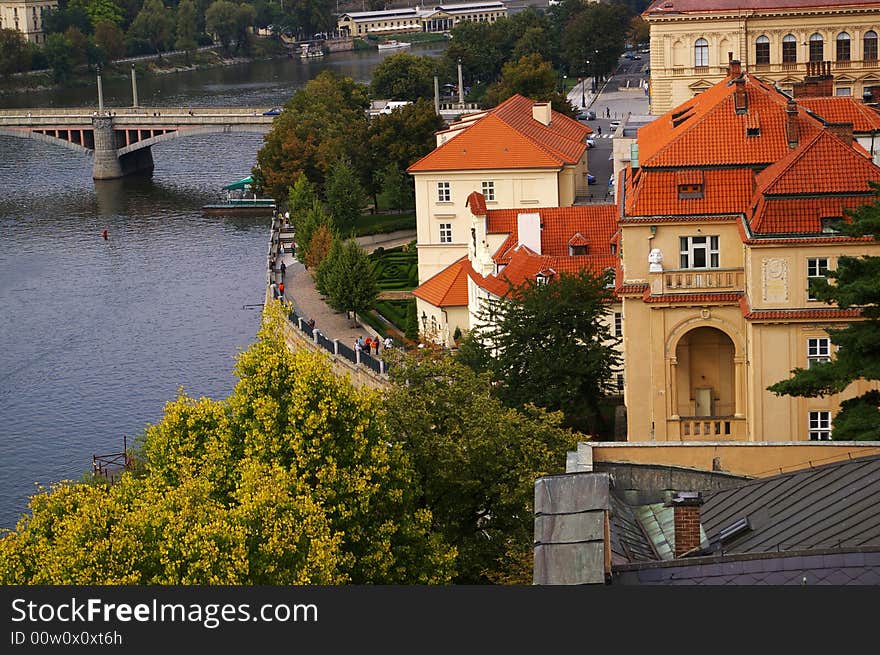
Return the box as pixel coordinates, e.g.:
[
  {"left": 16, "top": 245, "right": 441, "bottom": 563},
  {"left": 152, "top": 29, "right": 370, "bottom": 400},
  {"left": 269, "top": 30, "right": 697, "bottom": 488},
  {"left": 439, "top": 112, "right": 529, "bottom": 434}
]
[{"left": 0, "top": 42, "right": 447, "bottom": 530}]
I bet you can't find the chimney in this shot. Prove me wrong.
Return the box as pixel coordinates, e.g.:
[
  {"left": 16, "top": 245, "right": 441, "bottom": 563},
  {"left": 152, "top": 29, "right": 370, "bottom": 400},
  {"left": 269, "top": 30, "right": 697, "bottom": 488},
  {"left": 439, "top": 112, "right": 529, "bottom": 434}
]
[
  {"left": 728, "top": 53, "right": 741, "bottom": 78},
  {"left": 826, "top": 121, "right": 854, "bottom": 145},
  {"left": 792, "top": 60, "right": 834, "bottom": 98},
  {"left": 532, "top": 101, "right": 552, "bottom": 126},
  {"left": 733, "top": 76, "right": 747, "bottom": 113},
  {"left": 669, "top": 491, "right": 703, "bottom": 558},
  {"left": 516, "top": 212, "right": 542, "bottom": 255},
  {"left": 786, "top": 99, "right": 799, "bottom": 148}
]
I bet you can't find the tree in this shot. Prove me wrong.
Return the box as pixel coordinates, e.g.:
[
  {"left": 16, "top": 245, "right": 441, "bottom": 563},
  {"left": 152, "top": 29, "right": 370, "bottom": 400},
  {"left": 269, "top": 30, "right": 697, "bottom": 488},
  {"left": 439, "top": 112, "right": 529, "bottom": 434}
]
[
  {"left": 254, "top": 71, "right": 371, "bottom": 199},
  {"left": 384, "top": 352, "right": 575, "bottom": 583},
  {"left": 205, "top": 0, "right": 238, "bottom": 51},
  {"left": 129, "top": 0, "right": 174, "bottom": 59},
  {"left": 325, "top": 158, "right": 365, "bottom": 234},
  {"left": 70, "top": 0, "right": 123, "bottom": 30},
  {"left": 289, "top": 0, "right": 333, "bottom": 40},
  {"left": 316, "top": 238, "right": 378, "bottom": 324},
  {"left": 305, "top": 223, "right": 334, "bottom": 270},
  {"left": 0, "top": 29, "right": 31, "bottom": 78},
  {"left": 42, "top": 4, "right": 93, "bottom": 36},
  {"left": 768, "top": 189, "right": 880, "bottom": 440},
  {"left": 293, "top": 199, "right": 333, "bottom": 270},
  {"left": 234, "top": 2, "right": 256, "bottom": 54},
  {"left": 561, "top": 3, "right": 631, "bottom": 82},
  {"left": 379, "top": 163, "right": 414, "bottom": 212},
  {"left": 287, "top": 173, "right": 318, "bottom": 217},
  {"left": 460, "top": 270, "right": 621, "bottom": 434},
  {"left": 484, "top": 54, "right": 575, "bottom": 116},
  {"left": 43, "top": 33, "right": 74, "bottom": 83},
  {"left": 371, "top": 52, "right": 437, "bottom": 102},
  {"left": 175, "top": 0, "right": 198, "bottom": 63},
  {"left": 94, "top": 20, "right": 125, "bottom": 62},
  {"left": 0, "top": 303, "right": 454, "bottom": 584}
]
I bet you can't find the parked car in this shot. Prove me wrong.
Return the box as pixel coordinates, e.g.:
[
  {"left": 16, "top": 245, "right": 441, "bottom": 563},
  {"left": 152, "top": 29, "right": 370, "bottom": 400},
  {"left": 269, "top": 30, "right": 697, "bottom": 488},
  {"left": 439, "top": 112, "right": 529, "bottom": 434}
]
[
  {"left": 633, "top": 55, "right": 642, "bottom": 60},
  {"left": 263, "top": 107, "right": 283, "bottom": 116},
  {"left": 609, "top": 120, "right": 621, "bottom": 130},
  {"left": 587, "top": 173, "right": 597, "bottom": 185},
  {"left": 577, "top": 110, "right": 596, "bottom": 121},
  {"left": 586, "top": 138, "right": 595, "bottom": 148}
]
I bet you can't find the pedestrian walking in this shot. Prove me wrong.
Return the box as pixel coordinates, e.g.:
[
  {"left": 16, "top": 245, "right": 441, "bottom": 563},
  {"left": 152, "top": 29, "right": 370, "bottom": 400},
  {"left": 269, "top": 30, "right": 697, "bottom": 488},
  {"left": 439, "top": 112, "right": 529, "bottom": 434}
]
[
  {"left": 280, "top": 261, "right": 286, "bottom": 278},
  {"left": 270, "top": 282, "right": 278, "bottom": 299},
  {"left": 598, "top": 126, "right": 602, "bottom": 135},
  {"left": 365, "top": 337, "right": 373, "bottom": 354},
  {"left": 605, "top": 106, "right": 610, "bottom": 118},
  {"left": 278, "top": 282, "right": 285, "bottom": 298},
  {"left": 355, "top": 340, "right": 362, "bottom": 354},
  {"left": 374, "top": 339, "right": 380, "bottom": 355}
]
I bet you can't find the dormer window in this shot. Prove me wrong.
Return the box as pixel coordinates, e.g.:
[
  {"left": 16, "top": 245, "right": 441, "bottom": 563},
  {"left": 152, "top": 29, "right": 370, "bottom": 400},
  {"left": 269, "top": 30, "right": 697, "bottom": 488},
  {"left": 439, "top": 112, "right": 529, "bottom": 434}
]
[
  {"left": 677, "top": 183, "right": 704, "bottom": 198},
  {"left": 676, "top": 169, "right": 704, "bottom": 199},
  {"left": 568, "top": 232, "right": 589, "bottom": 256},
  {"left": 569, "top": 245, "right": 588, "bottom": 256},
  {"left": 746, "top": 127, "right": 760, "bottom": 136},
  {"left": 535, "top": 273, "right": 549, "bottom": 285},
  {"left": 821, "top": 216, "right": 844, "bottom": 233}
]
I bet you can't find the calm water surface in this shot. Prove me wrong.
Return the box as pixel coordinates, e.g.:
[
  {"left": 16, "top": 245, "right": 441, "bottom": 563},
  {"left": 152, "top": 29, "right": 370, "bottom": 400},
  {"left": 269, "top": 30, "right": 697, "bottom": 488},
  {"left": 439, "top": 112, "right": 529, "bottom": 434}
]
[{"left": 0, "top": 43, "right": 446, "bottom": 529}]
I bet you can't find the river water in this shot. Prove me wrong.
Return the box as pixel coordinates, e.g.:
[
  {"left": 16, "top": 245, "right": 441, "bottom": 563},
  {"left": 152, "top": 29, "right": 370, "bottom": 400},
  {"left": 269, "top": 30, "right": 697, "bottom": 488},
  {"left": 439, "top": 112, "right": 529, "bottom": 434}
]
[{"left": 0, "top": 43, "right": 447, "bottom": 530}]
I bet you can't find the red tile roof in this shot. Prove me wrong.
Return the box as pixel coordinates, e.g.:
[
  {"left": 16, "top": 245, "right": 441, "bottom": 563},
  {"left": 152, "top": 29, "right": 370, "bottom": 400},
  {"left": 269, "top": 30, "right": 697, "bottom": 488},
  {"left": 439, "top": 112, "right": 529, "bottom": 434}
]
[
  {"left": 625, "top": 168, "right": 755, "bottom": 217},
  {"left": 407, "top": 94, "right": 589, "bottom": 173},
  {"left": 644, "top": 292, "right": 743, "bottom": 304},
  {"left": 412, "top": 256, "right": 470, "bottom": 307},
  {"left": 466, "top": 191, "right": 487, "bottom": 215},
  {"left": 644, "top": 0, "right": 880, "bottom": 14},
  {"left": 798, "top": 97, "right": 880, "bottom": 134}
]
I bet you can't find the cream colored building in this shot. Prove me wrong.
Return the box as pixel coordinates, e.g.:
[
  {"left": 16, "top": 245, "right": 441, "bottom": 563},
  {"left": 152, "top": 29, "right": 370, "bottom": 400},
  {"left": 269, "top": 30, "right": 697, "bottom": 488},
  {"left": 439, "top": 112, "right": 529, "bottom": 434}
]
[
  {"left": 338, "top": 2, "right": 507, "bottom": 38},
  {"left": 0, "top": 0, "right": 55, "bottom": 44},
  {"left": 407, "top": 95, "right": 593, "bottom": 283},
  {"left": 619, "top": 63, "right": 880, "bottom": 442},
  {"left": 643, "top": 0, "right": 880, "bottom": 115}
]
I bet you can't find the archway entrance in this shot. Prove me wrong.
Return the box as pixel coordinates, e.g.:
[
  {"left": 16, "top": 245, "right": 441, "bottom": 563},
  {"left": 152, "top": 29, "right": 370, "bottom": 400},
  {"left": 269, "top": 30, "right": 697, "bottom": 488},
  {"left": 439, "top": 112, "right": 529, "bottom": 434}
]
[{"left": 674, "top": 327, "right": 735, "bottom": 417}]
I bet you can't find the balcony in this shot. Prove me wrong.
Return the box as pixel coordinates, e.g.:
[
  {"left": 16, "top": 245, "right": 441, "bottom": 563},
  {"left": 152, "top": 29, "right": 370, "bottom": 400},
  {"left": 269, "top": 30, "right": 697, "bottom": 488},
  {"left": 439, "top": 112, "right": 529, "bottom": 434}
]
[
  {"left": 658, "top": 267, "right": 744, "bottom": 294},
  {"left": 668, "top": 416, "right": 747, "bottom": 440}
]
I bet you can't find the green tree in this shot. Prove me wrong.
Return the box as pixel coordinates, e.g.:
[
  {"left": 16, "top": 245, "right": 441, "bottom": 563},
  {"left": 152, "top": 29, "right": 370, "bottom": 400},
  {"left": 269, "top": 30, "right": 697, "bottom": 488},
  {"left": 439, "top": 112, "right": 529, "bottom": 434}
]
[
  {"left": 43, "top": 33, "right": 73, "bottom": 83},
  {"left": 254, "top": 71, "right": 371, "bottom": 199},
  {"left": 287, "top": 173, "right": 318, "bottom": 217},
  {"left": 42, "top": 4, "right": 93, "bottom": 36},
  {"left": 175, "top": 0, "right": 198, "bottom": 63},
  {"left": 484, "top": 54, "right": 575, "bottom": 116},
  {"left": 384, "top": 352, "right": 575, "bottom": 583},
  {"left": 562, "top": 3, "right": 631, "bottom": 82},
  {"left": 461, "top": 270, "right": 621, "bottom": 435},
  {"left": 325, "top": 158, "right": 365, "bottom": 234},
  {"left": 205, "top": 0, "right": 238, "bottom": 51},
  {"left": 234, "top": 2, "right": 256, "bottom": 54},
  {"left": 371, "top": 52, "right": 437, "bottom": 101},
  {"left": 70, "top": 0, "right": 123, "bottom": 29},
  {"left": 0, "top": 303, "right": 454, "bottom": 584},
  {"left": 129, "top": 0, "right": 174, "bottom": 59},
  {"left": 404, "top": 298, "right": 419, "bottom": 342},
  {"left": 290, "top": 0, "right": 332, "bottom": 40},
  {"left": 378, "top": 163, "right": 414, "bottom": 212},
  {"left": 316, "top": 238, "right": 378, "bottom": 324},
  {"left": 293, "top": 199, "right": 333, "bottom": 270},
  {"left": 94, "top": 20, "right": 125, "bottom": 62},
  {"left": 768, "top": 189, "right": 880, "bottom": 440},
  {"left": 0, "top": 28, "right": 31, "bottom": 78}
]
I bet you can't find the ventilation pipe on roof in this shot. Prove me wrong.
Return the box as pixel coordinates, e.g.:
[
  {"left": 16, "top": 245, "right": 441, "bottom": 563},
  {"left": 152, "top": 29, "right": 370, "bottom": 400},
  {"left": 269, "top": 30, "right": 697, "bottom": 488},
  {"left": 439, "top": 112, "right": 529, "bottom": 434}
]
[
  {"left": 733, "top": 73, "right": 747, "bottom": 114},
  {"left": 786, "top": 100, "right": 799, "bottom": 148}
]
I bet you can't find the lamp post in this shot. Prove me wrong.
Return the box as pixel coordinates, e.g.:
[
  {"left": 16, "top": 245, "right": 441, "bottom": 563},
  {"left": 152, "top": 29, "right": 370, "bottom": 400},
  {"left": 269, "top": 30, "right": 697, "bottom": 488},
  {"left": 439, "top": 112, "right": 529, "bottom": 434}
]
[
  {"left": 592, "top": 50, "right": 599, "bottom": 93},
  {"left": 582, "top": 61, "right": 588, "bottom": 107},
  {"left": 96, "top": 63, "right": 104, "bottom": 113}
]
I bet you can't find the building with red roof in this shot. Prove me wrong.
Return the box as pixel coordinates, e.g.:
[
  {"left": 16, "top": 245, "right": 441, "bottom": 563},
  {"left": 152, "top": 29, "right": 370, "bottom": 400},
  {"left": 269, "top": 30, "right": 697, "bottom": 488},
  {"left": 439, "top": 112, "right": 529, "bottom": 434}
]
[
  {"left": 643, "top": 0, "right": 880, "bottom": 115},
  {"left": 407, "top": 94, "right": 593, "bottom": 284},
  {"left": 619, "top": 59, "right": 880, "bottom": 442}
]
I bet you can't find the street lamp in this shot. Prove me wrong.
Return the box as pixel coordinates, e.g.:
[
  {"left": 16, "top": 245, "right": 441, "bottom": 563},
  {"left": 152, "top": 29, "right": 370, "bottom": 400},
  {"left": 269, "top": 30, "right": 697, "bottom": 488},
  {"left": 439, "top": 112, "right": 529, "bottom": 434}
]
[
  {"left": 582, "top": 61, "right": 589, "bottom": 107},
  {"left": 591, "top": 50, "right": 599, "bottom": 93}
]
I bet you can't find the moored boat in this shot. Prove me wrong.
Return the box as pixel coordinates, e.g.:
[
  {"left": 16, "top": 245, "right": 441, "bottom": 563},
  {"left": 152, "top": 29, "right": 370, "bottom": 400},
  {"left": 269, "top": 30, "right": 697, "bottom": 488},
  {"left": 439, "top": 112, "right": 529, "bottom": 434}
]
[{"left": 377, "top": 40, "right": 411, "bottom": 51}]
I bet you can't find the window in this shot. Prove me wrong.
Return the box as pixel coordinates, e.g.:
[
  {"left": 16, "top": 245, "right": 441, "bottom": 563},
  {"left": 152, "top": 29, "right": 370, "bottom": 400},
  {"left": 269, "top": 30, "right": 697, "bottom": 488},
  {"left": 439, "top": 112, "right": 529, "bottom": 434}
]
[
  {"left": 809, "top": 33, "right": 824, "bottom": 62},
  {"left": 437, "top": 181, "right": 450, "bottom": 202},
  {"left": 809, "top": 411, "right": 832, "bottom": 440},
  {"left": 808, "top": 337, "right": 831, "bottom": 367},
  {"left": 481, "top": 180, "right": 495, "bottom": 201},
  {"left": 782, "top": 34, "right": 797, "bottom": 63},
  {"left": 678, "top": 183, "right": 704, "bottom": 198},
  {"left": 821, "top": 216, "right": 844, "bottom": 233},
  {"left": 865, "top": 31, "right": 878, "bottom": 61},
  {"left": 694, "top": 38, "right": 709, "bottom": 67},
  {"left": 439, "top": 223, "right": 452, "bottom": 243},
  {"left": 569, "top": 245, "right": 588, "bottom": 256},
  {"left": 614, "top": 312, "right": 623, "bottom": 337},
  {"left": 679, "top": 235, "right": 719, "bottom": 269},
  {"left": 807, "top": 257, "right": 829, "bottom": 301},
  {"left": 755, "top": 36, "right": 770, "bottom": 65},
  {"left": 836, "top": 86, "right": 852, "bottom": 96},
  {"left": 836, "top": 32, "right": 851, "bottom": 61}
]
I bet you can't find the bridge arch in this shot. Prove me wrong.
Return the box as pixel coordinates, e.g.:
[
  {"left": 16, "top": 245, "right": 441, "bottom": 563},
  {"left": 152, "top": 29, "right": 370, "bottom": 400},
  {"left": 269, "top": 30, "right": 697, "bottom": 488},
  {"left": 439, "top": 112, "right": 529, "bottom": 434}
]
[
  {"left": 0, "top": 128, "right": 92, "bottom": 155},
  {"left": 115, "top": 124, "right": 271, "bottom": 156}
]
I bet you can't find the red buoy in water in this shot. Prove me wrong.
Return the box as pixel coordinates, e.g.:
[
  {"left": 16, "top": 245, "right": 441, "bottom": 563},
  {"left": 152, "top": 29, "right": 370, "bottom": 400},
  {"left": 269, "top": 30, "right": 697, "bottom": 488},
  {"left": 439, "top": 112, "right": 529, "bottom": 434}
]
[{"left": 101, "top": 230, "right": 108, "bottom": 240}]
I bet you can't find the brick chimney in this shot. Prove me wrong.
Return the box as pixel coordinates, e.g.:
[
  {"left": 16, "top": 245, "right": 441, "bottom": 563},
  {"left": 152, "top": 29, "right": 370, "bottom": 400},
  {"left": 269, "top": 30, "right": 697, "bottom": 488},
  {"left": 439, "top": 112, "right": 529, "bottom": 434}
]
[
  {"left": 786, "top": 99, "right": 799, "bottom": 148},
  {"left": 670, "top": 491, "right": 703, "bottom": 558},
  {"left": 728, "top": 53, "right": 741, "bottom": 78},
  {"left": 733, "top": 76, "right": 747, "bottom": 114},
  {"left": 792, "top": 60, "right": 834, "bottom": 98},
  {"left": 826, "top": 121, "right": 854, "bottom": 145}
]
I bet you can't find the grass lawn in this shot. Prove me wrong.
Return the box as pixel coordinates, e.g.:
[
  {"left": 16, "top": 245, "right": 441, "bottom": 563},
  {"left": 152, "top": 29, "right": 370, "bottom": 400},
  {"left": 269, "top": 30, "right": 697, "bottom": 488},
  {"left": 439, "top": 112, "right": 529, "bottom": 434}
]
[
  {"left": 354, "top": 212, "right": 415, "bottom": 237},
  {"left": 369, "top": 245, "right": 418, "bottom": 290}
]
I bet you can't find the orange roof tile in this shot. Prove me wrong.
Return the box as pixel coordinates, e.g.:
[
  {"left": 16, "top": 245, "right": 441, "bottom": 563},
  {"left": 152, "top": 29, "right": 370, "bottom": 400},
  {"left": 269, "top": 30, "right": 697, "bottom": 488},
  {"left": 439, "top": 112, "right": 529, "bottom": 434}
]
[
  {"left": 466, "top": 191, "right": 487, "bottom": 215},
  {"left": 644, "top": 292, "right": 743, "bottom": 304},
  {"left": 625, "top": 168, "right": 755, "bottom": 217},
  {"left": 407, "top": 94, "right": 589, "bottom": 173},
  {"left": 412, "top": 257, "right": 469, "bottom": 307},
  {"left": 798, "top": 97, "right": 880, "bottom": 134}
]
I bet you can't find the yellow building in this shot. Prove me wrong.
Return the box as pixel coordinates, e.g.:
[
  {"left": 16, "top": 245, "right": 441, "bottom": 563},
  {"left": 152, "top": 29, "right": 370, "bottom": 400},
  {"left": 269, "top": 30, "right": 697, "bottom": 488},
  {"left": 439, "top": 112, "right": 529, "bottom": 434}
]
[
  {"left": 618, "top": 61, "right": 880, "bottom": 442},
  {"left": 0, "top": 0, "right": 56, "bottom": 44},
  {"left": 338, "top": 2, "right": 507, "bottom": 38},
  {"left": 643, "top": 0, "right": 880, "bottom": 115},
  {"left": 407, "top": 95, "right": 593, "bottom": 284}
]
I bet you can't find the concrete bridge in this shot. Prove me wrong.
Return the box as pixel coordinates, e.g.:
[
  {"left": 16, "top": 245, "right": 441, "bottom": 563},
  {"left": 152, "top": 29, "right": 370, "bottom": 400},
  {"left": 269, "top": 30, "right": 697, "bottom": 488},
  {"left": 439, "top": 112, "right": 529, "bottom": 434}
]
[{"left": 0, "top": 107, "right": 275, "bottom": 179}]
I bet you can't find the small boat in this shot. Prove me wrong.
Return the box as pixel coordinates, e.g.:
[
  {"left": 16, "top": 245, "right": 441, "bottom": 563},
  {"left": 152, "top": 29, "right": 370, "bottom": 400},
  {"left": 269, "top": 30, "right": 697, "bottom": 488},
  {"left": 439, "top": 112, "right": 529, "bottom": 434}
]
[
  {"left": 203, "top": 176, "right": 276, "bottom": 216},
  {"left": 377, "top": 40, "right": 411, "bottom": 51},
  {"left": 300, "top": 45, "right": 324, "bottom": 59}
]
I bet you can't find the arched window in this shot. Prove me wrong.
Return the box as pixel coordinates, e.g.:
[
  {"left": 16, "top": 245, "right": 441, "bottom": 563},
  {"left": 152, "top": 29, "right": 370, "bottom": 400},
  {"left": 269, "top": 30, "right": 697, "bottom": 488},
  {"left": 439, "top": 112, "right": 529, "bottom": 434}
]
[
  {"left": 755, "top": 35, "right": 770, "bottom": 65},
  {"left": 782, "top": 34, "right": 797, "bottom": 63},
  {"left": 809, "top": 32, "right": 824, "bottom": 62},
  {"left": 836, "top": 32, "right": 851, "bottom": 61},
  {"left": 694, "top": 38, "right": 708, "bottom": 67},
  {"left": 865, "top": 30, "right": 878, "bottom": 61}
]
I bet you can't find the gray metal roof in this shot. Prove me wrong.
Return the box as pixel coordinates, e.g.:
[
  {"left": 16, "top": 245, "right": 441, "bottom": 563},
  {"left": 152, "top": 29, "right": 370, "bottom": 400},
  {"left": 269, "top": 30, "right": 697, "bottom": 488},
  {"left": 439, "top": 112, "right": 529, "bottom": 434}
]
[{"left": 701, "top": 454, "right": 880, "bottom": 554}]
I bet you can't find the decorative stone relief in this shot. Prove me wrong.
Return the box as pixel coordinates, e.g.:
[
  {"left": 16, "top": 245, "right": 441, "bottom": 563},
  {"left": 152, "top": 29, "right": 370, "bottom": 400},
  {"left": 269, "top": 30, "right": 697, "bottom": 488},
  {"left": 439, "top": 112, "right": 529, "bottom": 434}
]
[
  {"left": 648, "top": 248, "right": 664, "bottom": 272},
  {"left": 762, "top": 257, "right": 789, "bottom": 302}
]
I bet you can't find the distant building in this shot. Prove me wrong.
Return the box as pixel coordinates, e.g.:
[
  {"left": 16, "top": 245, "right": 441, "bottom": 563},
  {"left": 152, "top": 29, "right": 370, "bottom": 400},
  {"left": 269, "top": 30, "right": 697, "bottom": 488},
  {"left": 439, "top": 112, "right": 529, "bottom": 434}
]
[
  {"left": 337, "top": 2, "right": 507, "bottom": 38},
  {"left": 643, "top": 0, "right": 880, "bottom": 115},
  {"left": 0, "top": 0, "right": 56, "bottom": 44}
]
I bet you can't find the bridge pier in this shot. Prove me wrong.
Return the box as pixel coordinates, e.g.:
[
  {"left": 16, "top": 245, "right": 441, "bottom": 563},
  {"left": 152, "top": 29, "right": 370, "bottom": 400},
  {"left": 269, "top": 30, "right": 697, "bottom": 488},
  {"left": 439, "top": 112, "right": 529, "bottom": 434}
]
[{"left": 91, "top": 115, "right": 153, "bottom": 180}]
